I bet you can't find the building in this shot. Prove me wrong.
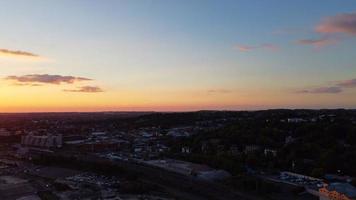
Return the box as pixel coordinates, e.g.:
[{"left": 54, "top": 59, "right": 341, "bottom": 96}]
[
  {"left": 287, "top": 118, "right": 306, "bottom": 123},
  {"left": 0, "top": 128, "right": 21, "bottom": 143},
  {"left": 264, "top": 148, "right": 277, "bottom": 157},
  {"left": 280, "top": 171, "right": 323, "bottom": 182},
  {"left": 229, "top": 145, "right": 241, "bottom": 156},
  {"left": 244, "top": 145, "right": 260, "bottom": 154},
  {"left": 91, "top": 131, "right": 107, "bottom": 137},
  {"left": 319, "top": 183, "right": 356, "bottom": 200},
  {"left": 0, "top": 128, "right": 11, "bottom": 136},
  {"left": 285, "top": 136, "right": 296, "bottom": 145},
  {"left": 144, "top": 159, "right": 231, "bottom": 181},
  {"left": 167, "top": 129, "right": 190, "bottom": 137},
  {"left": 21, "top": 134, "right": 63, "bottom": 148},
  {"left": 181, "top": 146, "right": 191, "bottom": 154}
]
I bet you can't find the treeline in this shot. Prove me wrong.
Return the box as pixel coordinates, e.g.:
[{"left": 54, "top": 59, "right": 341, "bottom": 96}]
[{"left": 168, "top": 109, "right": 356, "bottom": 177}]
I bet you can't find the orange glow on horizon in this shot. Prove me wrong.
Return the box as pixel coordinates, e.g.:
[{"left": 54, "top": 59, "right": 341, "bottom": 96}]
[{"left": 1, "top": 79, "right": 356, "bottom": 112}]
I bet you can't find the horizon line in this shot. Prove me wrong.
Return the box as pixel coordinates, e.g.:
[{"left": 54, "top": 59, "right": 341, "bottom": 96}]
[{"left": 0, "top": 108, "right": 354, "bottom": 114}]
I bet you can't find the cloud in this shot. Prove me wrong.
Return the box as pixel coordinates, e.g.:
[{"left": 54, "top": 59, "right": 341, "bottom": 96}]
[
  {"left": 297, "top": 77, "right": 356, "bottom": 94},
  {"left": 12, "top": 83, "right": 43, "bottom": 87},
  {"left": 207, "top": 89, "right": 232, "bottom": 94},
  {"left": 234, "top": 43, "right": 279, "bottom": 52},
  {"left": 5, "top": 74, "right": 92, "bottom": 85},
  {"left": 296, "top": 12, "right": 356, "bottom": 49},
  {"left": 0, "top": 48, "right": 39, "bottom": 58},
  {"left": 316, "top": 12, "right": 356, "bottom": 35},
  {"left": 297, "top": 86, "right": 342, "bottom": 94},
  {"left": 336, "top": 78, "right": 356, "bottom": 88},
  {"left": 297, "top": 37, "right": 337, "bottom": 48},
  {"left": 63, "top": 86, "right": 103, "bottom": 93},
  {"left": 262, "top": 43, "right": 279, "bottom": 51},
  {"left": 235, "top": 45, "right": 255, "bottom": 52}
]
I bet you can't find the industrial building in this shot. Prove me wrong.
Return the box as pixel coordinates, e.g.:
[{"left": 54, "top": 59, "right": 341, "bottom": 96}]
[{"left": 21, "top": 134, "right": 63, "bottom": 148}]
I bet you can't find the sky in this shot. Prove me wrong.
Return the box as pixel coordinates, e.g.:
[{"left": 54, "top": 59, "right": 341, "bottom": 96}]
[{"left": 0, "top": 0, "right": 356, "bottom": 112}]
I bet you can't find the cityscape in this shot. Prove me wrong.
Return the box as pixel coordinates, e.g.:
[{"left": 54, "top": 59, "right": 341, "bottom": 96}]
[
  {"left": 0, "top": 110, "right": 355, "bottom": 199},
  {"left": 1, "top": 1, "right": 356, "bottom": 200}
]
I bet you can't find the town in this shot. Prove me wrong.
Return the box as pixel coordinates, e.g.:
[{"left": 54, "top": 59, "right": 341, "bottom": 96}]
[{"left": 0, "top": 110, "right": 355, "bottom": 200}]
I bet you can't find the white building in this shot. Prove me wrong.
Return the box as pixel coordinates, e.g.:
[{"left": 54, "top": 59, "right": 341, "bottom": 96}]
[{"left": 21, "top": 134, "right": 63, "bottom": 148}]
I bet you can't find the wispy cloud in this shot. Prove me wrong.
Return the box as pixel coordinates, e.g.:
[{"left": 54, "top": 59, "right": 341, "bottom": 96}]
[
  {"left": 336, "top": 78, "right": 356, "bottom": 88},
  {"left": 12, "top": 83, "right": 43, "bottom": 87},
  {"left": 297, "top": 77, "right": 356, "bottom": 94},
  {"left": 316, "top": 12, "right": 356, "bottom": 35},
  {"left": 234, "top": 43, "right": 279, "bottom": 52},
  {"left": 297, "top": 86, "right": 342, "bottom": 94},
  {"left": 296, "top": 12, "right": 356, "bottom": 49},
  {"left": 207, "top": 89, "right": 232, "bottom": 94},
  {"left": 5, "top": 74, "right": 92, "bottom": 85},
  {"left": 63, "top": 86, "right": 104, "bottom": 93},
  {"left": 0, "top": 48, "right": 39, "bottom": 58},
  {"left": 297, "top": 37, "right": 338, "bottom": 48}
]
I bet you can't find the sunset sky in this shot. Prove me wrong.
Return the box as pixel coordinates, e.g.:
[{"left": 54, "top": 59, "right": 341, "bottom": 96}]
[{"left": 1, "top": 0, "right": 356, "bottom": 112}]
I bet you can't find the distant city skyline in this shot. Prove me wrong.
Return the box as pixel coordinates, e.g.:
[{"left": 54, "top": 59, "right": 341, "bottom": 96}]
[{"left": 0, "top": 0, "right": 356, "bottom": 112}]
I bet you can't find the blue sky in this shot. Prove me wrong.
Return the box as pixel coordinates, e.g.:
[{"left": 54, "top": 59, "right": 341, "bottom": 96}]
[{"left": 0, "top": 0, "right": 356, "bottom": 111}]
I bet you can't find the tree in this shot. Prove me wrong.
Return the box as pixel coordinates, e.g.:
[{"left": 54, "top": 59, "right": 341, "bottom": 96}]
[{"left": 311, "top": 168, "right": 324, "bottom": 178}]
